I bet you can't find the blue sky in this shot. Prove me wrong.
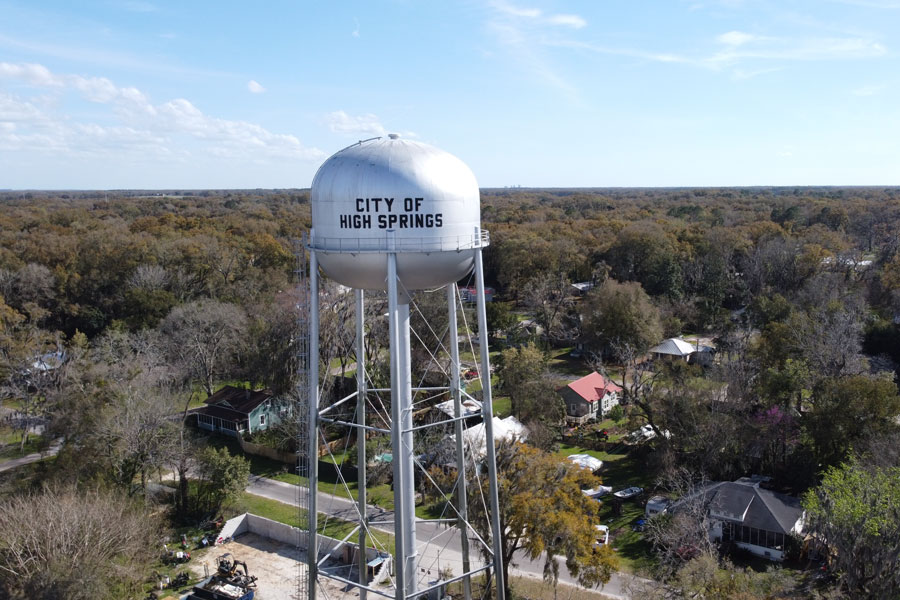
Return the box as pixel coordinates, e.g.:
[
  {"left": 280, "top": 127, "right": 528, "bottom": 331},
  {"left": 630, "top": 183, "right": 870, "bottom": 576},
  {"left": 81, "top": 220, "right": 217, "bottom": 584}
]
[{"left": 0, "top": 0, "right": 898, "bottom": 188}]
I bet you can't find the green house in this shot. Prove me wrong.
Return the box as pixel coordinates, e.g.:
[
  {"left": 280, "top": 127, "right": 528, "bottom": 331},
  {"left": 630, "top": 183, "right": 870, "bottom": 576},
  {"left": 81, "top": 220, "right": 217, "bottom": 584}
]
[{"left": 195, "top": 385, "right": 288, "bottom": 437}]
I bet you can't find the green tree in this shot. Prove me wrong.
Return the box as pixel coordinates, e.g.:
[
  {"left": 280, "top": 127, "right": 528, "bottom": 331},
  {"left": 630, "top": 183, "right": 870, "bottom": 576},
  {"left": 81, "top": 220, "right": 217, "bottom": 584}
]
[
  {"left": 803, "top": 458, "right": 900, "bottom": 599},
  {"left": 580, "top": 279, "right": 662, "bottom": 361},
  {"left": 805, "top": 375, "right": 900, "bottom": 468},
  {"left": 497, "top": 342, "right": 564, "bottom": 430},
  {"left": 196, "top": 446, "right": 251, "bottom": 515},
  {"left": 467, "top": 442, "right": 619, "bottom": 598}
]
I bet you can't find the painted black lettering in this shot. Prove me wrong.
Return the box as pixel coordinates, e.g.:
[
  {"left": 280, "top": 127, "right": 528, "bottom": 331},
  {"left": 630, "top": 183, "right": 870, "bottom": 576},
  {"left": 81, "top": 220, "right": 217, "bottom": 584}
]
[
  {"left": 435, "top": 213, "right": 443, "bottom": 227},
  {"left": 356, "top": 198, "right": 365, "bottom": 212},
  {"left": 378, "top": 215, "right": 388, "bottom": 229}
]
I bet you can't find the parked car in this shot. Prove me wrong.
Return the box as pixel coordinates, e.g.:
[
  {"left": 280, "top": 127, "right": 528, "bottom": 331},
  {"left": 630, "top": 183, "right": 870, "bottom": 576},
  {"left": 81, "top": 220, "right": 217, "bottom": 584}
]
[
  {"left": 594, "top": 524, "right": 610, "bottom": 547},
  {"left": 613, "top": 486, "right": 643, "bottom": 499}
]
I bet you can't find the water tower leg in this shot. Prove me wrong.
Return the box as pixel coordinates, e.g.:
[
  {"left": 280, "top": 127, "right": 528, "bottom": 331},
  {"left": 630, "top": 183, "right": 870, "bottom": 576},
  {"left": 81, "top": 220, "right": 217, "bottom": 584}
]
[
  {"left": 356, "top": 289, "right": 368, "bottom": 600},
  {"left": 447, "top": 283, "right": 472, "bottom": 600},
  {"left": 387, "top": 253, "right": 417, "bottom": 600},
  {"left": 308, "top": 250, "right": 320, "bottom": 600},
  {"left": 475, "top": 248, "right": 506, "bottom": 600}
]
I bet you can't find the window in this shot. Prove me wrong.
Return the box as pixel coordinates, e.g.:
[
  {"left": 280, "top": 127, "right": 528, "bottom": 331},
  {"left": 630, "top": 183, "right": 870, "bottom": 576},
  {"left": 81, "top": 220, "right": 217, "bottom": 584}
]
[{"left": 259, "top": 414, "right": 266, "bottom": 427}]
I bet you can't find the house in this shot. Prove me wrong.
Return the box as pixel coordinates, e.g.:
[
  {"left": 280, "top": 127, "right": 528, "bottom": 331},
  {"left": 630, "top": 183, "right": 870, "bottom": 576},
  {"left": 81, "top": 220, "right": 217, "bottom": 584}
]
[
  {"left": 649, "top": 338, "right": 696, "bottom": 362},
  {"left": 671, "top": 476, "right": 805, "bottom": 562},
  {"left": 559, "top": 372, "right": 622, "bottom": 425},
  {"left": 459, "top": 286, "right": 494, "bottom": 303},
  {"left": 195, "top": 385, "right": 288, "bottom": 437}
]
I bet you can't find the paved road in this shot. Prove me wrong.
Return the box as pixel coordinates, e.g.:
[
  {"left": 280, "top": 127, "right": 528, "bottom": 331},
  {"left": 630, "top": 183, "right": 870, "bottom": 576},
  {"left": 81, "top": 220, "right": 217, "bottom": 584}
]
[
  {"left": 246, "top": 475, "right": 641, "bottom": 599},
  {"left": 0, "top": 440, "right": 61, "bottom": 473}
]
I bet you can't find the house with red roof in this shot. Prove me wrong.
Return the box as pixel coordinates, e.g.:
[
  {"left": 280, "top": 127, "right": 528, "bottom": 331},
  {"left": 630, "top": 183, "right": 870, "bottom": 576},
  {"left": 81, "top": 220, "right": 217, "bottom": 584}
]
[{"left": 559, "top": 371, "right": 622, "bottom": 424}]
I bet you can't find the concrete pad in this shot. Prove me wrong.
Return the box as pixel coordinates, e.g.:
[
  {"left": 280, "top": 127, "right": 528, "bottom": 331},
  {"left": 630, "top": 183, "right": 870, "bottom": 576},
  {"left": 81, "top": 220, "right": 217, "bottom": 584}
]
[{"left": 189, "top": 532, "right": 360, "bottom": 600}]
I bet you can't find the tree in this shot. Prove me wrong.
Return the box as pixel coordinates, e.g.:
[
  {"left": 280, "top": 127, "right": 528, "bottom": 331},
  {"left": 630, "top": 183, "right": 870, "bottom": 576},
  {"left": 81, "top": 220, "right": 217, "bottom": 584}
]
[
  {"left": 484, "top": 301, "right": 518, "bottom": 339},
  {"left": 580, "top": 279, "right": 662, "bottom": 362},
  {"left": 158, "top": 298, "right": 248, "bottom": 396},
  {"left": 467, "top": 442, "right": 619, "bottom": 598},
  {"left": 805, "top": 374, "right": 900, "bottom": 469},
  {"left": 521, "top": 272, "right": 576, "bottom": 342},
  {"left": 0, "top": 486, "right": 160, "bottom": 600},
  {"left": 0, "top": 323, "right": 58, "bottom": 452},
  {"left": 497, "top": 342, "right": 564, "bottom": 430},
  {"left": 643, "top": 468, "right": 718, "bottom": 578},
  {"left": 803, "top": 457, "right": 900, "bottom": 599},
  {"left": 195, "top": 445, "right": 251, "bottom": 515}
]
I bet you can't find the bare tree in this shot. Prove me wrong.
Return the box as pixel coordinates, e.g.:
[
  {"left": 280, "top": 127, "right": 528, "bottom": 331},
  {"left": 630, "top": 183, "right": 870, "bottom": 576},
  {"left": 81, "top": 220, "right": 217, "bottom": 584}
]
[
  {"left": 522, "top": 271, "right": 577, "bottom": 342},
  {"left": 158, "top": 298, "right": 248, "bottom": 396},
  {"left": 0, "top": 486, "right": 161, "bottom": 600},
  {"left": 643, "top": 468, "right": 718, "bottom": 580}
]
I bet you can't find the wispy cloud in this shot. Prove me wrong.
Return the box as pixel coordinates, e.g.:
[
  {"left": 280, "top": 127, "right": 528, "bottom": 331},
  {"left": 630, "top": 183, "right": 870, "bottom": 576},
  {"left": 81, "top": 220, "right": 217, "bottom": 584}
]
[
  {"left": 489, "top": 0, "right": 587, "bottom": 28},
  {"left": 716, "top": 31, "right": 759, "bottom": 46},
  {"left": 247, "top": 80, "right": 266, "bottom": 94},
  {"left": 325, "top": 111, "right": 387, "bottom": 136},
  {"left": 852, "top": 84, "right": 885, "bottom": 95},
  {"left": 352, "top": 17, "right": 360, "bottom": 38},
  {"left": 0, "top": 62, "right": 323, "bottom": 162},
  {"left": 828, "top": 0, "right": 900, "bottom": 7},
  {"left": 547, "top": 14, "right": 587, "bottom": 29},
  {"left": 483, "top": 1, "right": 587, "bottom": 104},
  {"left": 708, "top": 34, "right": 886, "bottom": 66},
  {"left": 0, "top": 33, "right": 229, "bottom": 77}
]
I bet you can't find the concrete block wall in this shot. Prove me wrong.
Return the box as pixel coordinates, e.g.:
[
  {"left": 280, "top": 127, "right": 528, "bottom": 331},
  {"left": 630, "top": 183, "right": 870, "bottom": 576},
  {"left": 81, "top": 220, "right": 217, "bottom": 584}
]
[{"left": 216, "top": 512, "right": 392, "bottom": 583}]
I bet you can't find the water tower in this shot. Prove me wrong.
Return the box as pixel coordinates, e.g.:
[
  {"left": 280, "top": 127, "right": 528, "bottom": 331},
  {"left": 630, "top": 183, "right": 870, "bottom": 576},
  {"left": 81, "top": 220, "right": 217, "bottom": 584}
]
[{"left": 304, "top": 135, "right": 506, "bottom": 600}]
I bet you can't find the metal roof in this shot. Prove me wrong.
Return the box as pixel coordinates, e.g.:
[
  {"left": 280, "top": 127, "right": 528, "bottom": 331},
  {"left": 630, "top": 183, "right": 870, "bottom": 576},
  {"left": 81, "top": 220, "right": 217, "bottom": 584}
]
[{"left": 650, "top": 338, "right": 696, "bottom": 356}]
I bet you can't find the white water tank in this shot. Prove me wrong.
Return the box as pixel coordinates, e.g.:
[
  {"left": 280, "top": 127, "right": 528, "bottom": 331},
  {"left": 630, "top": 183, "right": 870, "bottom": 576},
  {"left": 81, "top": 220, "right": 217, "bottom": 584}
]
[{"left": 309, "top": 135, "right": 486, "bottom": 291}]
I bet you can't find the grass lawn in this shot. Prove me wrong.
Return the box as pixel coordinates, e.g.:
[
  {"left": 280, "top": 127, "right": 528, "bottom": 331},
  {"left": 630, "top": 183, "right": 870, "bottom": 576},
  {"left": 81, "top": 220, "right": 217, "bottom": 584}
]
[
  {"left": 492, "top": 395, "right": 512, "bottom": 417},
  {"left": 0, "top": 428, "right": 47, "bottom": 461},
  {"left": 547, "top": 346, "right": 591, "bottom": 377},
  {"left": 238, "top": 492, "right": 393, "bottom": 551},
  {"left": 207, "top": 435, "right": 396, "bottom": 507},
  {"left": 556, "top": 443, "right": 658, "bottom": 574},
  {"left": 447, "top": 573, "right": 620, "bottom": 600},
  {"left": 597, "top": 499, "right": 655, "bottom": 574}
]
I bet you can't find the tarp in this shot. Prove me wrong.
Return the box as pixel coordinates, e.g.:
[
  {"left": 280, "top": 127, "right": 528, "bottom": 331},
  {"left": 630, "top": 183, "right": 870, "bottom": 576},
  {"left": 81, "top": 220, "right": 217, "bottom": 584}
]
[{"left": 568, "top": 453, "right": 604, "bottom": 471}]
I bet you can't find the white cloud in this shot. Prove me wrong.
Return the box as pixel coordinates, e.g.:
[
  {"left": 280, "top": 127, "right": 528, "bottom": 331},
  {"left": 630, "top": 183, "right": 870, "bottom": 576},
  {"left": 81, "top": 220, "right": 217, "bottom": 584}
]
[
  {"left": 247, "top": 80, "right": 266, "bottom": 94},
  {"left": 352, "top": 17, "right": 360, "bottom": 38},
  {"left": 547, "top": 14, "right": 587, "bottom": 29},
  {"left": 708, "top": 36, "right": 886, "bottom": 65},
  {"left": 0, "top": 61, "right": 323, "bottom": 162},
  {"left": 717, "top": 31, "right": 757, "bottom": 46},
  {"left": 483, "top": 2, "right": 586, "bottom": 104},
  {"left": 490, "top": 1, "right": 541, "bottom": 19},
  {"left": 325, "top": 110, "right": 387, "bottom": 136}
]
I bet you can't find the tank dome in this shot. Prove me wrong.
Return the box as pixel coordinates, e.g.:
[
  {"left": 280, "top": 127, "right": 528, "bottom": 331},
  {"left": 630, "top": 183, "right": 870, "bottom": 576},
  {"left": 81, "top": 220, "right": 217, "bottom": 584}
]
[{"left": 309, "top": 136, "right": 486, "bottom": 290}]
